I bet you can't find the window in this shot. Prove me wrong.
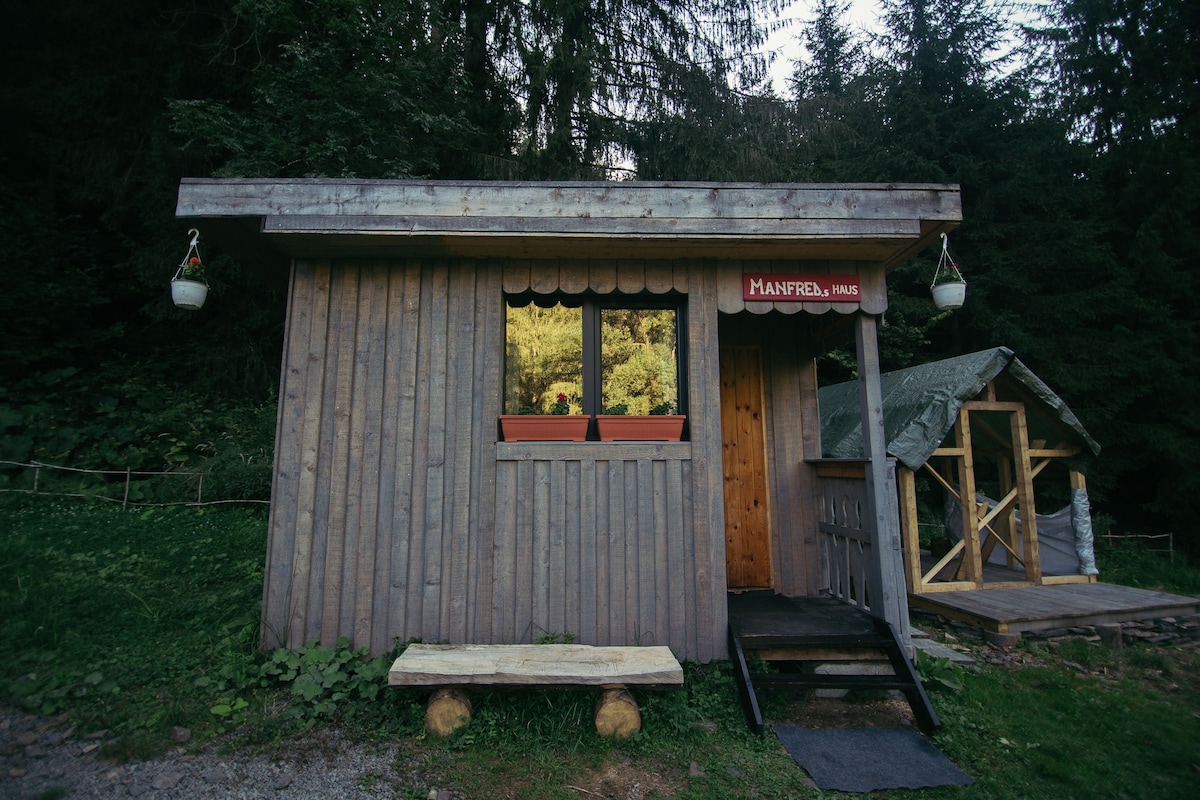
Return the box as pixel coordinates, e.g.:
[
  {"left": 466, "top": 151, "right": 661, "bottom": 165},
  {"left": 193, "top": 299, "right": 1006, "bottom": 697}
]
[{"left": 504, "top": 295, "right": 686, "bottom": 421}]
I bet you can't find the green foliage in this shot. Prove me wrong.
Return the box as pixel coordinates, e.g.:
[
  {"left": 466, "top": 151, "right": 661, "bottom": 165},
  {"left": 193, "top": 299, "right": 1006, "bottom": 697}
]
[
  {"left": 256, "top": 638, "right": 394, "bottom": 721},
  {"left": 494, "top": 0, "right": 776, "bottom": 177},
  {"left": 0, "top": 366, "right": 275, "bottom": 502},
  {"left": 1096, "top": 542, "right": 1200, "bottom": 595},
  {"left": 170, "top": 0, "right": 479, "bottom": 179},
  {"left": 915, "top": 650, "right": 967, "bottom": 693},
  {"left": 1025, "top": 0, "right": 1200, "bottom": 539},
  {"left": 0, "top": 498, "right": 268, "bottom": 750}
]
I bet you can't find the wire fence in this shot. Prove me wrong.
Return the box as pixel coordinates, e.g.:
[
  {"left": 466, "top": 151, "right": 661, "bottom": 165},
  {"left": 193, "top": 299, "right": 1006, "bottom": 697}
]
[
  {"left": 0, "top": 460, "right": 269, "bottom": 509},
  {"left": 1098, "top": 531, "right": 1175, "bottom": 560}
]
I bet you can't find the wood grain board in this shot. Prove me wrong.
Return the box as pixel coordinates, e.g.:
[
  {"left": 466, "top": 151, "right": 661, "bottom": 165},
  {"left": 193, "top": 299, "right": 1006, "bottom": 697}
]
[
  {"left": 178, "top": 179, "right": 961, "bottom": 266},
  {"left": 389, "top": 644, "right": 684, "bottom": 687}
]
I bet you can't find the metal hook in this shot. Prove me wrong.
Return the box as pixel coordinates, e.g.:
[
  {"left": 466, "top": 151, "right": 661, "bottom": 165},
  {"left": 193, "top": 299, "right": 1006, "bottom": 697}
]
[{"left": 188, "top": 228, "right": 200, "bottom": 248}]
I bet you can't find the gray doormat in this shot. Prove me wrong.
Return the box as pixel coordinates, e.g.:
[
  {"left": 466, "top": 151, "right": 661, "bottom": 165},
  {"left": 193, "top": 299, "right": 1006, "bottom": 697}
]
[{"left": 774, "top": 726, "right": 974, "bottom": 793}]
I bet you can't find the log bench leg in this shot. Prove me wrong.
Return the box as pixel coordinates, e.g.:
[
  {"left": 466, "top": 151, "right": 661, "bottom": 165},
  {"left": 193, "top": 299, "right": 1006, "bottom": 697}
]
[
  {"left": 425, "top": 688, "right": 472, "bottom": 737},
  {"left": 594, "top": 686, "right": 640, "bottom": 739},
  {"left": 423, "top": 684, "right": 642, "bottom": 739}
]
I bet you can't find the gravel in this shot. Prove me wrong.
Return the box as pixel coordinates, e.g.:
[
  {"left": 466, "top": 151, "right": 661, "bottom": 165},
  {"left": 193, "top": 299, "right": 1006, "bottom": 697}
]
[{"left": 1, "top": 708, "right": 453, "bottom": 799}]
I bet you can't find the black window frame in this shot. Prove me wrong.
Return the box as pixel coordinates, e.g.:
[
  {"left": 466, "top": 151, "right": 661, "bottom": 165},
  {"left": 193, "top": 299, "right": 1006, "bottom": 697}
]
[{"left": 505, "top": 291, "right": 689, "bottom": 436}]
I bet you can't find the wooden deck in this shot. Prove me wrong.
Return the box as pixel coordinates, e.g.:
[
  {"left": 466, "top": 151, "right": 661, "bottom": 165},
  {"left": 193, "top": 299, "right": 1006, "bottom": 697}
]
[{"left": 908, "top": 582, "right": 1197, "bottom": 634}]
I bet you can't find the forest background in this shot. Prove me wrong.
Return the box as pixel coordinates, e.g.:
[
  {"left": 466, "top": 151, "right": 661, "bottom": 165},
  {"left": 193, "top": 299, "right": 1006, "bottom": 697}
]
[{"left": 1, "top": 0, "right": 1197, "bottom": 553}]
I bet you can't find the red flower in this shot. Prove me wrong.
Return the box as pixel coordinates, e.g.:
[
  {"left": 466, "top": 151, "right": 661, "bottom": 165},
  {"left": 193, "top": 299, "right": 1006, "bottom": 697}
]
[{"left": 557, "top": 393, "right": 567, "bottom": 403}]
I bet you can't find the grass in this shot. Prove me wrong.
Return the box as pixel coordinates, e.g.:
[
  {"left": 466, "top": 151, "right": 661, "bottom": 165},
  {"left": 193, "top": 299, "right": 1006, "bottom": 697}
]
[
  {"left": 0, "top": 497, "right": 269, "bottom": 758},
  {"left": 2, "top": 494, "right": 1199, "bottom": 798}
]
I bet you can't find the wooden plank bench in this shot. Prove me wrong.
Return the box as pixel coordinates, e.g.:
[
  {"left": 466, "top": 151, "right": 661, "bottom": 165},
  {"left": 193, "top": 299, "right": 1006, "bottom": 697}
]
[{"left": 389, "top": 644, "right": 684, "bottom": 738}]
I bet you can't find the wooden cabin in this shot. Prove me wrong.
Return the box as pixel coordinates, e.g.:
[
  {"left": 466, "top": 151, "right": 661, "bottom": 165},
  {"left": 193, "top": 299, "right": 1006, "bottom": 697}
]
[{"left": 176, "top": 179, "right": 962, "bottom": 662}]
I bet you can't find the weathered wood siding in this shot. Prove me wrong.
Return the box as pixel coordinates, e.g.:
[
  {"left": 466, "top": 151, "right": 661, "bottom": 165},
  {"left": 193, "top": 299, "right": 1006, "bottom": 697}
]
[
  {"left": 492, "top": 444, "right": 701, "bottom": 654},
  {"left": 264, "top": 257, "right": 744, "bottom": 661},
  {"left": 264, "top": 257, "right": 506, "bottom": 655}
]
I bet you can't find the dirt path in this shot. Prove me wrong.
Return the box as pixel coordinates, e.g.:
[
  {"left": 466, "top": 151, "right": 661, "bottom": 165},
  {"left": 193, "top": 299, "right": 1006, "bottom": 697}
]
[{"left": 1, "top": 708, "right": 449, "bottom": 800}]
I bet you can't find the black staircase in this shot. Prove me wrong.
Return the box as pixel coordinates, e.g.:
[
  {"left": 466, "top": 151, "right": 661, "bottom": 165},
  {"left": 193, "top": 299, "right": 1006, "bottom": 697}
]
[{"left": 728, "top": 592, "right": 940, "bottom": 736}]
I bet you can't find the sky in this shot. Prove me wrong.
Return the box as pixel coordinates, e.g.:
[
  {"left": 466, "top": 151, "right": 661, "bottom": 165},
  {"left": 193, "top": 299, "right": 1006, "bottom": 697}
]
[
  {"left": 762, "top": 0, "right": 886, "bottom": 94},
  {"left": 761, "top": 0, "right": 1035, "bottom": 95}
]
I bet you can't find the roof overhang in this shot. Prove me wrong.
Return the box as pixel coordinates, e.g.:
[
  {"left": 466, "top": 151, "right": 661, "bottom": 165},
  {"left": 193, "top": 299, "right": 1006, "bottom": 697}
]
[{"left": 176, "top": 179, "right": 961, "bottom": 270}]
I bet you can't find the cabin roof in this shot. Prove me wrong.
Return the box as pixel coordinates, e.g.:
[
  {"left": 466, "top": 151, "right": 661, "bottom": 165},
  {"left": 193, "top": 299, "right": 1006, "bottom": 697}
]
[
  {"left": 818, "top": 346, "right": 1101, "bottom": 471},
  {"left": 176, "top": 179, "right": 961, "bottom": 269}
]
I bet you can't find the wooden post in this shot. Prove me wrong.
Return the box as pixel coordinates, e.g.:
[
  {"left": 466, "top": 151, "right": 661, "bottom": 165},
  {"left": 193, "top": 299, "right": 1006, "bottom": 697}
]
[
  {"left": 898, "top": 466, "right": 924, "bottom": 593},
  {"left": 994, "top": 452, "right": 1017, "bottom": 569},
  {"left": 1011, "top": 407, "right": 1042, "bottom": 583},
  {"left": 955, "top": 408, "right": 984, "bottom": 586},
  {"left": 594, "top": 687, "right": 641, "bottom": 738},
  {"left": 854, "top": 313, "right": 910, "bottom": 642},
  {"left": 424, "top": 688, "right": 472, "bottom": 737}
]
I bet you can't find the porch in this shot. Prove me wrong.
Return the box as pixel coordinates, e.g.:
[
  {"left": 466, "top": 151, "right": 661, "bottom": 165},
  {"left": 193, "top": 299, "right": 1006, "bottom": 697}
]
[{"left": 811, "top": 457, "right": 1197, "bottom": 641}]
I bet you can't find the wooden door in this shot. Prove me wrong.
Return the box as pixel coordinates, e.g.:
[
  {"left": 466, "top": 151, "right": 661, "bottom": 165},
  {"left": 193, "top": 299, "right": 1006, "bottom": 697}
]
[{"left": 720, "top": 346, "right": 773, "bottom": 589}]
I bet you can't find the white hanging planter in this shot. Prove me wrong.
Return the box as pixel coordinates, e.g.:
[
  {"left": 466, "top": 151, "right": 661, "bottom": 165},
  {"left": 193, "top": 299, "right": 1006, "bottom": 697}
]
[
  {"left": 171, "top": 228, "right": 209, "bottom": 310},
  {"left": 930, "top": 232, "right": 966, "bottom": 311},
  {"left": 931, "top": 280, "right": 966, "bottom": 310},
  {"left": 171, "top": 278, "right": 209, "bottom": 310}
]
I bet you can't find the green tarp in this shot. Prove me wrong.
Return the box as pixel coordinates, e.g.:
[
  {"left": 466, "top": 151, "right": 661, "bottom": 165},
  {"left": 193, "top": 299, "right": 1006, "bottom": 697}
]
[{"left": 819, "top": 347, "right": 1100, "bottom": 472}]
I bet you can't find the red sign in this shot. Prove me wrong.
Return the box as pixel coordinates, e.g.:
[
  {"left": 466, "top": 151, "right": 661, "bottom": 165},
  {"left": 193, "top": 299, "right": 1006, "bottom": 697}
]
[{"left": 743, "top": 273, "right": 861, "bottom": 302}]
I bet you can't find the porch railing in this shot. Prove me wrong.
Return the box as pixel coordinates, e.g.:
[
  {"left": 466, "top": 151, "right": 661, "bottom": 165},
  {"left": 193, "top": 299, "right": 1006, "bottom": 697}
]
[{"left": 811, "top": 459, "right": 903, "bottom": 610}]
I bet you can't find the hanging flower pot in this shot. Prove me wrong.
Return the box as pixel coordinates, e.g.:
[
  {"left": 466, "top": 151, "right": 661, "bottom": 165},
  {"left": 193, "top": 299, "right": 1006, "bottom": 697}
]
[
  {"left": 170, "top": 277, "right": 209, "bottom": 310},
  {"left": 931, "top": 280, "right": 966, "bottom": 310},
  {"left": 930, "top": 232, "right": 966, "bottom": 311},
  {"left": 171, "top": 228, "right": 209, "bottom": 310}
]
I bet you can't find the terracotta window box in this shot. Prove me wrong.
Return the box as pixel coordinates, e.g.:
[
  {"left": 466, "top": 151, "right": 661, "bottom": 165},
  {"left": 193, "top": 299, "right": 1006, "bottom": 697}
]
[
  {"left": 595, "top": 415, "right": 685, "bottom": 442},
  {"left": 499, "top": 415, "right": 590, "bottom": 442}
]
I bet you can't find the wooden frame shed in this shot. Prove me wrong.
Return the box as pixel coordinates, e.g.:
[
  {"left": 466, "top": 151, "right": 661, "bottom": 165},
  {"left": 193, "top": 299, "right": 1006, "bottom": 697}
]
[
  {"left": 819, "top": 347, "right": 1101, "bottom": 595},
  {"left": 176, "top": 179, "right": 962, "bottom": 662}
]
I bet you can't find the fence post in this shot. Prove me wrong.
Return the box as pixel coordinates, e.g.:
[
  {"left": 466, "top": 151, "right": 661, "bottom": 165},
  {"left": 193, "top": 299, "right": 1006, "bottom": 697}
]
[{"left": 123, "top": 468, "right": 131, "bottom": 510}]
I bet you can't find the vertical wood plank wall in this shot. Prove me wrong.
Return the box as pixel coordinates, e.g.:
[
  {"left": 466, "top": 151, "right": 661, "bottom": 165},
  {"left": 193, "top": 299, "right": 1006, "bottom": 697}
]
[{"left": 264, "top": 257, "right": 841, "bottom": 663}]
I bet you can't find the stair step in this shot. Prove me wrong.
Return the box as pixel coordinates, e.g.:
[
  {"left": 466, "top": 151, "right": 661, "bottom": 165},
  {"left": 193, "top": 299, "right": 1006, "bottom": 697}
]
[
  {"left": 728, "top": 596, "right": 941, "bottom": 737},
  {"left": 737, "top": 633, "right": 891, "bottom": 649},
  {"left": 751, "top": 673, "right": 911, "bottom": 690}
]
